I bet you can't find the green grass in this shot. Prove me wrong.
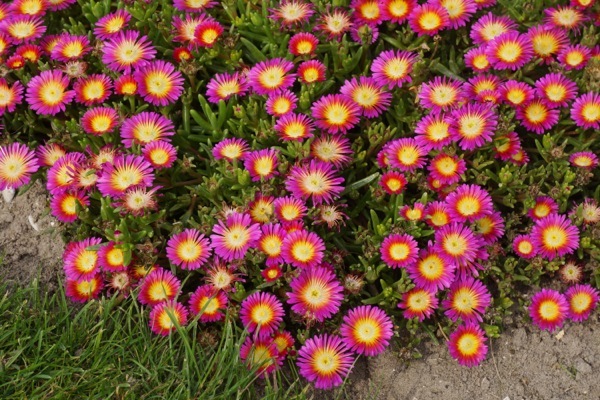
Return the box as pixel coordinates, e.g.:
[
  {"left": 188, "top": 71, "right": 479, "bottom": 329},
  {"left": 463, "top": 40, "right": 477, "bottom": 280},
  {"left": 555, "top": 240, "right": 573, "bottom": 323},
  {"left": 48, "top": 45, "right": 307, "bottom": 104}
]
[{"left": 0, "top": 281, "right": 309, "bottom": 399}]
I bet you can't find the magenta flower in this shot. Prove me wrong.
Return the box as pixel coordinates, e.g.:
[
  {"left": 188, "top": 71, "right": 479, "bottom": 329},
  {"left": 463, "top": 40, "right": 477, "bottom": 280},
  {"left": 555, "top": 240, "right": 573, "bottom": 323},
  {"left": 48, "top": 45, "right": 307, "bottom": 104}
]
[
  {"left": 380, "top": 233, "right": 419, "bottom": 269},
  {"left": 149, "top": 301, "right": 188, "bottom": 336},
  {"left": 265, "top": 89, "right": 297, "bottom": 117},
  {"left": 569, "top": 151, "right": 599, "bottom": 169},
  {"left": 50, "top": 190, "right": 89, "bottom": 223},
  {"left": 94, "top": 9, "right": 131, "bottom": 40},
  {"left": 206, "top": 72, "right": 248, "bottom": 104},
  {"left": 288, "top": 266, "right": 344, "bottom": 322},
  {"left": 134, "top": 60, "right": 184, "bottom": 106},
  {"left": 529, "top": 288, "right": 569, "bottom": 332},
  {"left": 448, "top": 323, "right": 488, "bottom": 367},
  {"left": 530, "top": 214, "right": 580, "bottom": 260},
  {"left": 340, "top": 76, "right": 392, "bottom": 118},
  {"left": 340, "top": 305, "right": 393, "bottom": 356},
  {"left": 434, "top": 223, "right": 483, "bottom": 266},
  {"left": 406, "top": 245, "right": 456, "bottom": 292},
  {"left": 0, "top": 78, "right": 24, "bottom": 116},
  {"left": 571, "top": 92, "right": 600, "bottom": 130},
  {"left": 285, "top": 160, "right": 344, "bottom": 205},
  {"left": 565, "top": 284, "right": 599, "bottom": 322},
  {"left": 516, "top": 99, "right": 560, "bottom": 134},
  {"left": 486, "top": 31, "right": 533, "bottom": 70},
  {"left": 445, "top": 184, "right": 493, "bottom": 223},
  {"left": 297, "top": 334, "right": 354, "bottom": 390},
  {"left": 97, "top": 154, "right": 155, "bottom": 198},
  {"left": 240, "top": 291, "right": 284, "bottom": 337},
  {"left": 63, "top": 237, "right": 103, "bottom": 280},
  {"left": 385, "top": 138, "right": 427, "bottom": 172},
  {"left": 101, "top": 30, "right": 156, "bottom": 73},
  {"left": 443, "top": 277, "right": 492, "bottom": 323},
  {"left": 212, "top": 138, "right": 249, "bottom": 161},
  {"left": 26, "top": 69, "right": 75, "bottom": 115},
  {"left": 418, "top": 76, "right": 464, "bottom": 114},
  {"left": 470, "top": 12, "right": 517, "bottom": 45},
  {"left": 534, "top": 73, "right": 578, "bottom": 107},
  {"left": 311, "top": 94, "right": 361, "bottom": 134},
  {"left": 210, "top": 212, "right": 261, "bottom": 261},
  {"left": 408, "top": 3, "right": 449, "bottom": 36},
  {"left": 247, "top": 58, "right": 295, "bottom": 95},
  {"left": 274, "top": 113, "right": 314, "bottom": 141},
  {"left": 398, "top": 287, "right": 439, "bottom": 321},
  {"left": 414, "top": 113, "right": 453, "bottom": 151},
  {"left": 432, "top": 0, "right": 476, "bottom": 29},
  {"left": 166, "top": 228, "right": 211, "bottom": 270},
  {"left": 0, "top": 142, "right": 39, "bottom": 190},
  {"left": 370, "top": 50, "right": 417, "bottom": 88},
  {"left": 120, "top": 111, "right": 175, "bottom": 148},
  {"left": 142, "top": 141, "right": 177, "bottom": 169},
  {"left": 281, "top": 229, "right": 325, "bottom": 269},
  {"left": 244, "top": 148, "right": 279, "bottom": 181},
  {"left": 137, "top": 268, "right": 181, "bottom": 307},
  {"left": 448, "top": 103, "right": 497, "bottom": 151},
  {"left": 188, "top": 285, "right": 227, "bottom": 323}
]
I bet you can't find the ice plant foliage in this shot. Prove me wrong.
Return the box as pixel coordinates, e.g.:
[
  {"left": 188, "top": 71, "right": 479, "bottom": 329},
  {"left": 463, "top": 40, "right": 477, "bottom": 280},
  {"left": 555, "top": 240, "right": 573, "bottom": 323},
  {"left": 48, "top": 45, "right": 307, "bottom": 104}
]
[{"left": 1, "top": 0, "right": 599, "bottom": 389}]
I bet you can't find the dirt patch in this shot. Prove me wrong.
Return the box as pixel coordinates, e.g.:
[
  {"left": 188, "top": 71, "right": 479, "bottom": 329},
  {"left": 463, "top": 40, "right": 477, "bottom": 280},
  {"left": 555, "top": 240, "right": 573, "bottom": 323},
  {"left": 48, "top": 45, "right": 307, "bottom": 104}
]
[
  {"left": 0, "top": 181, "right": 64, "bottom": 292},
  {"left": 2, "top": 183, "right": 600, "bottom": 400}
]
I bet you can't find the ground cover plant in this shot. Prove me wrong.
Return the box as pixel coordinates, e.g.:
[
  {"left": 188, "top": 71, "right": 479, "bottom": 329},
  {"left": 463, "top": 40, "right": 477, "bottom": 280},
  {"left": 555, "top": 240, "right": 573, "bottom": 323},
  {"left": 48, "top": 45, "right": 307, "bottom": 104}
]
[{"left": 1, "top": 0, "right": 600, "bottom": 394}]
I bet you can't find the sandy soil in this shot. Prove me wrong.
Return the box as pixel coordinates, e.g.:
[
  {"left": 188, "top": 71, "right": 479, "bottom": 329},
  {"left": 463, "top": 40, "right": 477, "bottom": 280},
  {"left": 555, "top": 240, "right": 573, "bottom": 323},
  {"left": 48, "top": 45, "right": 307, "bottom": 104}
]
[{"left": 2, "top": 184, "right": 599, "bottom": 400}]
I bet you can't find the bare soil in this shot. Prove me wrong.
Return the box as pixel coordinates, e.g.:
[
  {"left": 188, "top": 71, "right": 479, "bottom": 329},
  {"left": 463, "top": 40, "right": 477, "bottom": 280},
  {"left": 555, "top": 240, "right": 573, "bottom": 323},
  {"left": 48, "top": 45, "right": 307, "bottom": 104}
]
[{"left": 2, "top": 184, "right": 599, "bottom": 400}]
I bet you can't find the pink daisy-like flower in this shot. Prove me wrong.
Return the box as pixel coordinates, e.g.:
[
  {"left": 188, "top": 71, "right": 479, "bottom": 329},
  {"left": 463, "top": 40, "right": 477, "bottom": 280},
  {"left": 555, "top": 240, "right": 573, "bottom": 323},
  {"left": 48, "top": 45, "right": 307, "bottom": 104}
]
[
  {"left": 51, "top": 34, "right": 91, "bottom": 62},
  {"left": 46, "top": 152, "right": 85, "bottom": 194},
  {"left": 134, "top": 60, "right": 184, "bottom": 106},
  {"left": 512, "top": 234, "right": 536, "bottom": 259},
  {"left": 288, "top": 32, "right": 318, "bottom": 56},
  {"left": 340, "top": 305, "right": 393, "bottom": 357},
  {"left": 73, "top": 74, "right": 112, "bottom": 106},
  {"left": 240, "top": 291, "right": 284, "bottom": 337},
  {"left": 270, "top": 0, "right": 314, "bottom": 27},
  {"left": 399, "top": 202, "right": 425, "bottom": 221},
  {"left": 311, "top": 94, "right": 361, "bottom": 134},
  {"left": 97, "top": 241, "right": 127, "bottom": 272},
  {"left": 288, "top": 266, "right": 344, "bottom": 322},
  {"left": 102, "top": 30, "right": 156, "bottom": 73},
  {"left": 445, "top": 184, "right": 493, "bottom": 223},
  {"left": 516, "top": 99, "right": 560, "bottom": 134},
  {"left": 385, "top": 138, "right": 427, "bottom": 172},
  {"left": 493, "top": 132, "right": 521, "bottom": 161},
  {"left": 528, "top": 196, "right": 559, "bottom": 221},
  {"left": 11, "top": 0, "right": 47, "bottom": 15},
  {"left": 143, "top": 141, "right": 177, "bottom": 169},
  {"left": 565, "top": 284, "right": 599, "bottom": 322},
  {"left": 380, "top": 233, "right": 419, "bottom": 269},
  {"left": 173, "top": 0, "right": 217, "bottom": 12},
  {"left": 166, "top": 228, "right": 211, "bottom": 270},
  {"left": 531, "top": 214, "right": 580, "bottom": 260},
  {"left": 569, "top": 151, "right": 598, "bottom": 168},
  {"left": 464, "top": 46, "right": 491, "bottom": 73},
  {"left": 475, "top": 211, "right": 505, "bottom": 245},
  {"left": 137, "top": 268, "right": 181, "bottom": 307},
  {"left": 499, "top": 80, "right": 535, "bottom": 107},
  {"left": 318, "top": 8, "right": 352, "bottom": 39},
  {"left": 0, "top": 143, "right": 39, "bottom": 190},
  {"left": 0, "top": 78, "right": 24, "bottom": 116},
  {"left": 580, "top": 198, "right": 600, "bottom": 224},
  {"left": 273, "top": 330, "right": 295, "bottom": 357},
  {"left": 265, "top": 89, "right": 297, "bottom": 117},
  {"left": 428, "top": 153, "right": 466, "bottom": 186},
  {"left": 381, "top": 0, "right": 415, "bottom": 23},
  {"left": 210, "top": 212, "right": 261, "bottom": 261},
  {"left": 432, "top": 0, "right": 476, "bottom": 29},
  {"left": 414, "top": 113, "right": 453, "bottom": 151},
  {"left": 285, "top": 160, "right": 344, "bottom": 206},
  {"left": 248, "top": 194, "right": 274, "bottom": 224},
  {"left": 36, "top": 143, "right": 65, "bottom": 167},
  {"left": 94, "top": 9, "right": 131, "bottom": 40},
  {"left": 297, "top": 334, "right": 353, "bottom": 390},
  {"left": 240, "top": 336, "right": 282, "bottom": 377},
  {"left": 258, "top": 223, "right": 286, "bottom": 265},
  {"left": 97, "top": 154, "right": 155, "bottom": 198},
  {"left": 398, "top": 287, "right": 439, "bottom": 321},
  {"left": 408, "top": 3, "right": 449, "bottom": 37},
  {"left": 571, "top": 92, "right": 600, "bottom": 130},
  {"left": 434, "top": 223, "right": 482, "bottom": 266},
  {"left": 370, "top": 50, "right": 417, "bottom": 89},
  {"left": 449, "top": 103, "right": 497, "bottom": 150},
  {"left": 50, "top": 190, "right": 88, "bottom": 223},
  {"left": 206, "top": 72, "right": 248, "bottom": 104},
  {"left": 114, "top": 75, "right": 137, "bottom": 96},
  {"left": 172, "top": 14, "right": 211, "bottom": 48},
  {"left": 212, "top": 138, "right": 249, "bottom": 161},
  {"left": 311, "top": 135, "right": 353, "bottom": 169},
  {"left": 557, "top": 44, "right": 590, "bottom": 70},
  {"left": 407, "top": 244, "right": 456, "bottom": 292},
  {"left": 448, "top": 323, "right": 488, "bottom": 367},
  {"left": 194, "top": 20, "right": 223, "bottom": 48},
  {"left": 544, "top": 6, "right": 586, "bottom": 31},
  {"left": 120, "top": 111, "right": 175, "bottom": 148},
  {"left": 149, "top": 301, "right": 188, "bottom": 336},
  {"left": 247, "top": 58, "right": 295, "bottom": 96},
  {"left": 464, "top": 74, "right": 502, "bottom": 99},
  {"left": 418, "top": 76, "right": 464, "bottom": 114},
  {"left": 535, "top": 73, "right": 577, "bottom": 108},
  {"left": 281, "top": 229, "right": 325, "bottom": 269},
  {"left": 0, "top": 15, "right": 46, "bottom": 43},
  {"left": 63, "top": 237, "right": 103, "bottom": 280},
  {"left": 274, "top": 113, "right": 314, "bottom": 141},
  {"left": 527, "top": 25, "right": 568, "bottom": 63},
  {"left": 470, "top": 13, "right": 517, "bottom": 45},
  {"left": 529, "top": 288, "right": 569, "bottom": 332},
  {"left": 425, "top": 201, "right": 451, "bottom": 228},
  {"left": 80, "top": 107, "right": 119, "bottom": 136},
  {"left": 351, "top": 0, "right": 384, "bottom": 26},
  {"left": 262, "top": 265, "right": 283, "bottom": 282},
  {"left": 380, "top": 171, "right": 407, "bottom": 195},
  {"left": 486, "top": 31, "right": 533, "bottom": 70},
  {"left": 244, "top": 148, "right": 279, "bottom": 181},
  {"left": 340, "top": 76, "right": 391, "bottom": 118},
  {"left": 443, "top": 277, "right": 491, "bottom": 323},
  {"left": 173, "top": 47, "right": 192, "bottom": 63},
  {"left": 273, "top": 196, "right": 307, "bottom": 224},
  {"left": 297, "top": 60, "right": 326, "bottom": 84},
  {"left": 65, "top": 275, "right": 103, "bottom": 303},
  {"left": 26, "top": 69, "right": 74, "bottom": 115}
]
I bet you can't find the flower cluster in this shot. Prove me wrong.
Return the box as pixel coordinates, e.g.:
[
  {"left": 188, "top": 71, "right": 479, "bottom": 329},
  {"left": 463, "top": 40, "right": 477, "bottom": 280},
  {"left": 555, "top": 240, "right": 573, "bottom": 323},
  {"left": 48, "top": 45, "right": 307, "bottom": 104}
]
[{"left": 1, "top": 0, "right": 600, "bottom": 390}]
